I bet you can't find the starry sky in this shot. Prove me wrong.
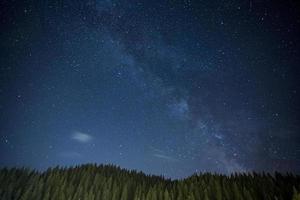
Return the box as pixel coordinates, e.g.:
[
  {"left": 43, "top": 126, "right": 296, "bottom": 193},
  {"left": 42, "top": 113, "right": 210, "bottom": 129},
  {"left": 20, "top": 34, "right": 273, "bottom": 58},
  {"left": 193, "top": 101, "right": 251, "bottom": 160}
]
[{"left": 0, "top": 0, "right": 299, "bottom": 178}]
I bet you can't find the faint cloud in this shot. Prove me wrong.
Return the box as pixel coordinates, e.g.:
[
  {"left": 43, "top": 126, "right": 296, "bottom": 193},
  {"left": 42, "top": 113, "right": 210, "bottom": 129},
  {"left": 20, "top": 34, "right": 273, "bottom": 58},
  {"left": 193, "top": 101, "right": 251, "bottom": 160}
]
[
  {"left": 72, "top": 131, "right": 92, "bottom": 143},
  {"left": 149, "top": 146, "right": 178, "bottom": 162},
  {"left": 149, "top": 146, "right": 165, "bottom": 154},
  {"left": 214, "top": 134, "right": 224, "bottom": 140},
  {"left": 153, "top": 154, "right": 178, "bottom": 162}
]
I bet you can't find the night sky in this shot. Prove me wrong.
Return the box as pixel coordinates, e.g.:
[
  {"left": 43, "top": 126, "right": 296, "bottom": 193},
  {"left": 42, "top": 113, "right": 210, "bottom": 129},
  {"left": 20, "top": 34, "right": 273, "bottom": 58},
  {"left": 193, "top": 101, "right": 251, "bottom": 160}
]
[{"left": 0, "top": 0, "right": 299, "bottom": 178}]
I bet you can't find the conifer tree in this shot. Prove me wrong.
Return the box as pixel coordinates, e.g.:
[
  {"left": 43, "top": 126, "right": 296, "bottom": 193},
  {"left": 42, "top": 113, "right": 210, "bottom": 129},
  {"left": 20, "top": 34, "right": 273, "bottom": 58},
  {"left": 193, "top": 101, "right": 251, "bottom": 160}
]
[
  {"left": 203, "top": 189, "right": 210, "bottom": 200},
  {"left": 133, "top": 186, "right": 142, "bottom": 200},
  {"left": 176, "top": 189, "right": 183, "bottom": 200},
  {"left": 214, "top": 179, "right": 222, "bottom": 200},
  {"left": 243, "top": 187, "right": 253, "bottom": 200},
  {"left": 293, "top": 187, "right": 300, "bottom": 200},
  {"left": 164, "top": 189, "right": 170, "bottom": 200},
  {"left": 232, "top": 182, "right": 241, "bottom": 200},
  {"left": 121, "top": 183, "right": 129, "bottom": 200},
  {"left": 42, "top": 190, "right": 50, "bottom": 200}
]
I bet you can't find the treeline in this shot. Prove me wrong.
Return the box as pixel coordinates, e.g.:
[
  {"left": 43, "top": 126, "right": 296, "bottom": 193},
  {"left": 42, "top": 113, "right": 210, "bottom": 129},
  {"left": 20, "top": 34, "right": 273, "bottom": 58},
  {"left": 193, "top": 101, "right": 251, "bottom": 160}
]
[{"left": 0, "top": 164, "right": 300, "bottom": 200}]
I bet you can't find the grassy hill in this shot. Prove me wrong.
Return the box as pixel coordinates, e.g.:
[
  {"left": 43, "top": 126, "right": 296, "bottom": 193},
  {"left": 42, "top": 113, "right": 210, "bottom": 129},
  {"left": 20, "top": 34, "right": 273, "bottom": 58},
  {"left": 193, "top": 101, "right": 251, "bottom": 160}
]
[{"left": 0, "top": 164, "right": 300, "bottom": 200}]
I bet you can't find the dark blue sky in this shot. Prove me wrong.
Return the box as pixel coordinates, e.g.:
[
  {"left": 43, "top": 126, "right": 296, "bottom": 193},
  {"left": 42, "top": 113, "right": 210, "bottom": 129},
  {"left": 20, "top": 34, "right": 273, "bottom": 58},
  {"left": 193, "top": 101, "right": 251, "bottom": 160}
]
[{"left": 0, "top": 0, "right": 299, "bottom": 178}]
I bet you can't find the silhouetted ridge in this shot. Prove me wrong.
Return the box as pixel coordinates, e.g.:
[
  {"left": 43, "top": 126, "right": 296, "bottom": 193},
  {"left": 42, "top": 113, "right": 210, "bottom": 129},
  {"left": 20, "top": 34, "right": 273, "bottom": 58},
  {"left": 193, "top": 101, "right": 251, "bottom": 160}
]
[{"left": 0, "top": 164, "right": 300, "bottom": 200}]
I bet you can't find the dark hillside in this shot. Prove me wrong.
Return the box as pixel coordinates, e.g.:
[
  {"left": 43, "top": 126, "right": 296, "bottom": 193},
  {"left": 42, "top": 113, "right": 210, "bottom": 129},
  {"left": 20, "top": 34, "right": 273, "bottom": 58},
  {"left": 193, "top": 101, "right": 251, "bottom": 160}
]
[{"left": 0, "top": 164, "right": 300, "bottom": 200}]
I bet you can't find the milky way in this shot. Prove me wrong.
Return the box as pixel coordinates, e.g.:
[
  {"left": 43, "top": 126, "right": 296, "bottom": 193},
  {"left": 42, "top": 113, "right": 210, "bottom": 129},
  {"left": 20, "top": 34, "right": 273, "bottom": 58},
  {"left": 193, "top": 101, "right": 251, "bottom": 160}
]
[{"left": 0, "top": 0, "right": 299, "bottom": 178}]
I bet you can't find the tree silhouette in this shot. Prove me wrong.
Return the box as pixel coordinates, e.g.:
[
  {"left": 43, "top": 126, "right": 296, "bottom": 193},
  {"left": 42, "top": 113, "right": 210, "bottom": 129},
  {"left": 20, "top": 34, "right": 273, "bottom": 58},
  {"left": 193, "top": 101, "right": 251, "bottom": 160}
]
[{"left": 0, "top": 164, "right": 299, "bottom": 200}]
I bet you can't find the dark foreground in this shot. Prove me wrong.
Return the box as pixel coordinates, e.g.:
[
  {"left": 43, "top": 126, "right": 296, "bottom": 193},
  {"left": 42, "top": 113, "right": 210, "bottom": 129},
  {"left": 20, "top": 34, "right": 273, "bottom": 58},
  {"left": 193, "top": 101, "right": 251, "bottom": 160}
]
[{"left": 0, "top": 164, "right": 300, "bottom": 200}]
